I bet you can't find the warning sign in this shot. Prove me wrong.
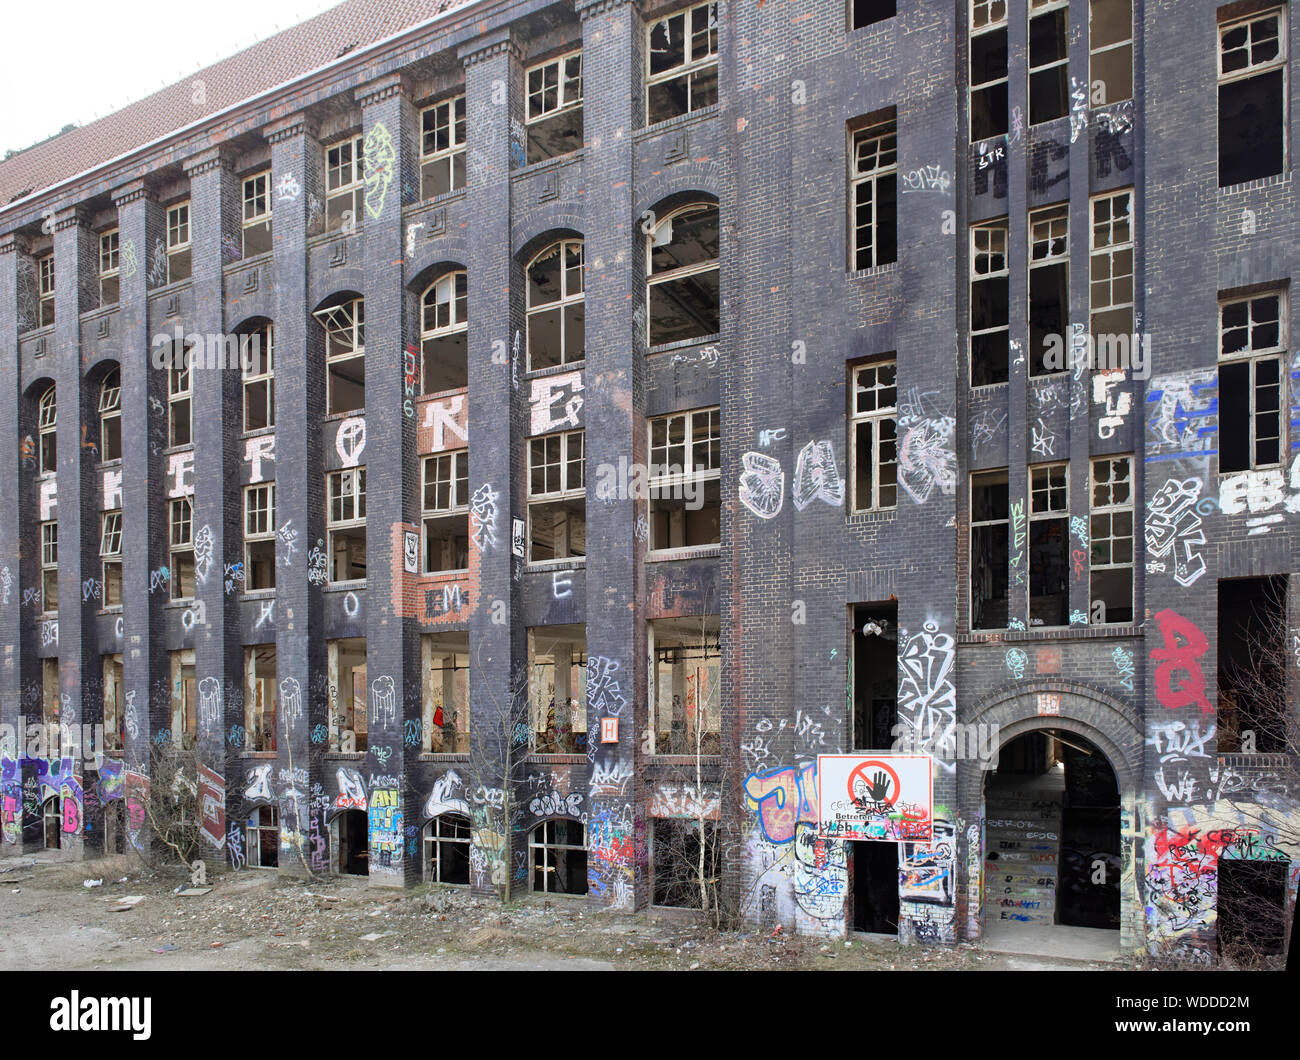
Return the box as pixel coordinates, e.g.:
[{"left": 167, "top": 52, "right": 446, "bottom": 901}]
[{"left": 816, "top": 754, "right": 933, "bottom": 842}]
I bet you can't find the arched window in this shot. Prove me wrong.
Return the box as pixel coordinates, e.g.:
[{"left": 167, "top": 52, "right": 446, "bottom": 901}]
[
  {"left": 38, "top": 384, "right": 57, "bottom": 474},
  {"left": 527, "top": 240, "right": 584, "bottom": 370},
  {"left": 420, "top": 272, "right": 468, "bottom": 393},
  {"left": 646, "top": 203, "right": 719, "bottom": 346},
  {"left": 313, "top": 297, "right": 365, "bottom": 415},
  {"left": 529, "top": 819, "right": 587, "bottom": 894},
  {"left": 241, "top": 323, "right": 275, "bottom": 432},
  {"left": 99, "top": 369, "right": 122, "bottom": 461},
  {"left": 424, "top": 813, "right": 471, "bottom": 884}
]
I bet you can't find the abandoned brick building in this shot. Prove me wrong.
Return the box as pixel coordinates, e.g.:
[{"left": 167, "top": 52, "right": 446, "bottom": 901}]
[{"left": 0, "top": 0, "right": 1297, "bottom": 964}]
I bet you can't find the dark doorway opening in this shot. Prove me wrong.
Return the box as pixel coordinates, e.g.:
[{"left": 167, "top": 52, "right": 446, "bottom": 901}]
[
  {"left": 852, "top": 602, "right": 897, "bottom": 750},
  {"left": 337, "top": 809, "right": 369, "bottom": 876},
  {"left": 1218, "top": 858, "right": 1288, "bottom": 960},
  {"left": 1218, "top": 575, "right": 1287, "bottom": 753},
  {"left": 852, "top": 840, "right": 899, "bottom": 934}
]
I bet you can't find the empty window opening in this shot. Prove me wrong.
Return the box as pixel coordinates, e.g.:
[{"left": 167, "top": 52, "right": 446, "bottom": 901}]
[
  {"left": 850, "top": 118, "right": 898, "bottom": 270},
  {"left": 1089, "top": 456, "right": 1133, "bottom": 624},
  {"left": 852, "top": 0, "right": 896, "bottom": 31},
  {"left": 423, "top": 632, "right": 469, "bottom": 752},
  {"left": 971, "top": 470, "right": 1010, "bottom": 630},
  {"left": 1029, "top": 204, "right": 1069, "bottom": 376},
  {"left": 850, "top": 360, "right": 898, "bottom": 511},
  {"left": 420, "top": 95, "right": 467, "bottom": 199},
  {"left": 528, "top": 624, "right": 587, "bottom": 755},
  {"left": 970, "top": 2, "right": 1009, "bottom": 140},
  {"left": 971, "top": 220, "right": 1009, "bottom": 386},
  {"left": 1218, "top": 575, "right": 1288, "bottom": 753},
  {"left": 531, "top": 819, "right": 588, "bottom": 894},
  {"left": 42, "top": 658, "right": 60, "bottom": 757},
  {"left": 1089, "top": 0, "right": 1133, "bottom": 105},
  {"left": 247, "top": 806, "right": 279, "bottom": 868},
  {"left": 1029, "top": 462, "right": 1069, "bottom": 627},
  {"left": 649, "top": 615, "right": 721, "bottom": 755},
  {"left": 244, "top": 645, "right": 277, "bottom": 752},
  {"left": 652, "top": 819, "right": 720, "bottom": 908},
  {"left": 328, "top": 637, "right": 368, "bottom": 753},
  {"left": 852, "top": 840, "right": 900, "bottom": 934},
  {"left": 528, "top": 430, "right": 585, "bottom": 562},
  {"left": 647, "top": 203, "right": 720, "bottom": 346},
  {"left": 1219, "top": 290, "right": 1285, "bottom": 474},
  {"left": 314, "top": 297, "right": 365, "bottom": 415},
  {"left": 852, "top": 602, "right": 898, "bottom": 750},
  {"left": 327, "top": 467, "right": 367, "bottom": 583},
  {"left": 648, "top": 408, "right": 720, "bottom": 550},
  {"left": 647, "top": 2, "right": 718, "bottom": 125},
  {"left": 526, "top": 52, "right": 583, "bottom": 163},
  {"left": 421, "top": 271, "right": 468, "bottom": 393},
  {"left": 1218, "top": 859, "right": 1289, "bottom": 961},
  {"left": 335, "top": 809, "right": 368, "bottom": 875},
  {"left": 170, "top": 649, "right": 197, "bottom": 743},
  {"left": 425, "top": 813, "right": 471, "bottom": 884},
  {"left": 102, "top": 654, "right": 124, "bottom": 751},
  {"left": 527, "top": 240, "right": 585, "bottom": 370},
  {"left": 1028, "top": 0, "right": 1069, "bottom": 125},
  {"left": 1218, "top": 7, "right": 1286, "bottom": 187},
  {"left": 423, "top": 451, "right": 469, "bottom": 573}
]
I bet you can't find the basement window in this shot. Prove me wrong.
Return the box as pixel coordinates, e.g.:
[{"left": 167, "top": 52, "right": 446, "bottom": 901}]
[
  {"left": 99, "top": 229, "right": 120, "bottom": 306},
  {"left": 1218, "top": 575, "right": 1287, "bottom": 753},
  {"left": 531, "top": 819, "right": 588, "bottom": 895},
  {"left": 38, "top": 254, "right": 55, "bottom": 326},
  {"left": 647, "top": 2, "right": 719, "bottom": 125},
  {"left": 1089, "top": 456, "right": 1133, "bottom": 624},
  {"left": 99, "top": 368, "right": 122, "bottom": 461},
  {"left": 100, "top": 511, "right": 123, "bottom": 608},
  {"left": 244, "top": 483, "right": 276, "bottom": 591},
  {"left": 850, "top": 118, "right": 898, "bottom": 270},
  {"left": 528, "top": 430, "right": 585, "bottom": 563},
  {"left": 528, "top": 240, "right": 585, "bottom": 370},
  {"left": 41, "top": 521, "right": 58, "bottom": 615},
  {"left": 528, "top": 624, "right": 587, "bottom": 755},
  {"left": 1028, "top": 0, "right": 1069, "bottom": 125},
  {"left": 851, "top": 0, "right": 896, "bottom": 30},
  {"left": 327, "top": 467, "right": 367, "bottom": 583},
  {"left": 971, "top": 219, "right": 1009, "bottom": 386},
  {"left": 315, "top": 297, "right": 365, "bottom": 415},
  {"left": 1218, "top": 859, "right": 1289, "bottom": 960},
  {"left": 325, "top": 135, "right": 365, "bottom": 231},
  {"left": 242, "top": 171, "right": 272, "bottom": 258},
  {"left": 247, "top": 806, "right": 279, "bottom": 868},
  {"left": 244, "top": 645, "right": 277, "bottom": 752},
  {"left": 970, "top": 1, "right": 1009, "bottom": 140},
  {"left": 1089, "top": 189, "right": 1134, "bottom": 339},
  {"left": 851, "top": 360, "right": 898, "bottom": 511},
  {"left": 1029, "top": 204, "right": 1069, "bottom": 376},
  {"left": 649, "top": 615, "right": 721, "bottom": 754},
  {"left": 1219, "top": 7, "right": 1286, "bottom": 187},
  {"left": 647, "top": 203, "right": 720, "bottom": 346},
  {"left": 421, "top": 271, "right": 468, "bottom": 393},
  {"left": 853, "top": 602, "right": 898, "bottom": 749},
  {"left": 526, "top": 52, "right": 583, "bottom": 163},
  {"left": 420, "top": 95, "right": 467, "bottom": 199},
  {"left": 971, "top": 469, "right": 1009, "bottom": 629},
  {"left": 652, "top": 820, "right": 720, "bottom": 908},
  {"left": 425, "top": 813, "right": 471, "bottom": 884},
  {"left": 423, "top": 632, "right": 469, "bottom": 752},
  {"left": 648, "top": 407, "right": 720, "bottom": 551},
  {"left": 169, "top": 496, "right": 195, "bottom": 602},
  {"left": 1218, "top": 290, "right": 1284, "bottom": 473},
  {"left": 422, "top": 450, "right": 469, "bottom": 574},
  {"left": 327, "top": 637, "right": 368, "bottom": 753},
  {"left": 166, "top": 201, "right": 191, "bottom": 284},
  {"left": 1029, "top": 462, "right": 1068, "bottom": 626},
  {"left": 1089, "top": 0, "right": 1133, "bottom": 104}
]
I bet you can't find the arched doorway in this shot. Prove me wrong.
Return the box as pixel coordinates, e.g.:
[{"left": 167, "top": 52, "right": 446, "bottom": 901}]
[{"left": 333, "top": 809, "right": 368, "bottom": 876}]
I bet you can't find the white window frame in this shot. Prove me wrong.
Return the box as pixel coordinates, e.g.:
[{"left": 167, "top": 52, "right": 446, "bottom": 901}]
[
  {"left": 99, "top": 369, "right": 122, "bottom": 461},
  {"left": 1218, "top": 6, "right": 1287, "bottom": 82},
  {"left": 327, "top": 467, "right": 367, "bottom": 585},
  {"left": 166, "top": 201, "right": 191, "bottom": 284},
  {"left": 314, "top": 298, "right": 366, "bottom": 415},
  {"left": 242, "top": 171, "right": 272, "bottom": 257},
  {"left": 100, "top": 509, "right": 123, "bottom": 610},
  {"left": 850, "top": 360, "right": 898, "bottom": 512},
  {"left": 247, "top": 805, "right": 279, "bottom": 868},
  {"left": 526, "top": 52, "right": 583, "bottom": 125},
  {"left": 529, "top": 818, "right": 588, "bottom": 895},
  {"left": 971, "top": 218, "right": 1010, "bottom": 387},
  {"left": 850, "top": 119, "right": 897, "bottom": 271},
  {"left": 325, "top": 135, "right": 365, "bottom": 231},
  {"left": 1089, "top": 188, "right": 1134, "bottom": 340},
  {"left": 1218, "top": 290, "right": 1287, "bottom": 472},
  {"left": 37, "top": 254, "right": 54, "bottom": 326},
  {"left": 38, "top": 384, "right": 57, "bottom": 475},
  {"left": 424, "top": 813, "right": 472, "bottom": 884},
  {"left": 420, "top": 271, "right": 468, "bottom": 394},
  {"left": 647, "top": 407, "right": 721, "bottom": 552},
  {"left": 1029, "top": 203, "right": 1069, "bottom": 377},
  {"left": 422, "top": 450, "right": 470, "bottom": 575},
  {"left": 646, "top": 203, "right": 720, "bottom": 347},
  {"left": 526, "top": 240, "right": 585, "bottom": 371},
  {"left": 1028, "top": 461, "right": 1069, "bottom": 628},
  {"left": 244, "top": 483, "right": 276, "bottom": 592},
  {"left": 169, "top": 496, "right": 194, "bottom": 602},
  {"left": 99, "top": 229, "right": 120, "bottom": 305},
  {"left": 1027, "top": 0, "right": 1070, "bottom": 126},
  {"left": 527, "top": 430, "right": 585, "bottom": 564},
  {"left": 420, "top": 95, "right": 467, "bottom": 199},
  {"left": 970, "top": 0, "right": 1010, "bottom": 142},
  {"left": 1089, "top": 455, "right": 1133, "bottom": 625},
  {"left": 168, "top": 359, "right": 192, "bottom": 449},
  {"left": 41, "top": 520, "right": 58, "bottom": 614},
  {"left": 971, "top": 468, "right": 1009, "bottom": 631},
  {"left": 241, "top": 324, "right": 275, "bottom": 432},
  {"left": 645, "top": 1, "right": 719, "bottom": 125}
]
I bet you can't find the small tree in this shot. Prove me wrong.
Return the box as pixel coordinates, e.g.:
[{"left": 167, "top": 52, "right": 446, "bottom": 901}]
[{"left": 132, "top": 737, "right": 202, "bottom": 871}]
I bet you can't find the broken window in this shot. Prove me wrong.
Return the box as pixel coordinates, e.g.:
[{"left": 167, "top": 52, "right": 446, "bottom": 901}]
[
  {"left": 1029, "top": 204, "right": 1069, "bottom": 376},
  {"left": 971, "top": 469, "right": 1009, "bottom": 629},
  {"left": 169, "top": 358, "right": 192, "bottom": 448},
  {"left": 1218, "top": 575, "right": 1287, "bottom": 753},
  {"left": 244, "top": 645, "right": 277, "bottom": 752},
  {"left": 530, "top": 818, "right": 588, "bottom": 894},
  {"left": 1219, "top": 290, "right": 1284, "bottom": 473},
  {"left": 327, "top": 467, "right": 367, "bottom": 583},
  {"left": 424, "top": 813, "right": 471, "bottom": 884},
  {"left": 99, "top": 228, "right": 120, "bottom": 306},
  {"left": 852, "top": 0, "right": 896, "bottom": 30},
  {"left": 528, "top": 429, "right": 585, "bottom": 563},
  {"left": 99, "top": 368, "right": 122, "bottom": 461},
  {"left": 423, "top": 632, "right": 469, "bottom": 752},
  {"left": 1089, "top": 456, "right": 1133, "bottom": 624},
  {"left": 1219, "top": 7, "right": 1286, "bottom": 186},
  {"left": 325, "top": 135, "right": 364, "bottom": 232},
  {"left": 170, "top": 649, "right": 197, "bottom": 742},
  {"left": 853, "top": 602, "right": 897, "bottom": 750},
  {"left": 528, "top": 624, "right": 587, "bottom": 755},
  {"left": 100, "top": 510, "right": 123, "bottom": 608},
  {"left": 527, "top": 240, "right": 584, "bottom": 370},
  {"left": 649, "top": 616, "right": 721, "bottom": 754},
  {"left": 244, "top": 483, "right": 276, "bottom": 591},
  {"left": 241, "top": 323, "right": 275, "bottom": 432},
  {"left": 421, "top": 271, "right": 468, "bottom": 393},
  {"left": 647, "top": 2, "right": 718, "bottom": 125},
  {"left": 850, "top": 118, "right": 898, "bottom": 270},
  {"left": 423, "top": 451, "right": 469, "bottom": 573},
  {"left": 247, "top": 806, "right": 279, "bottom": 868},
  {"left": 526, "top": 52, "right": 583, "bottom": 163},
  {"left": 1089, "top": 189, "right": 1134, "bottom": 340},
  {"left": 41, "top": 520, "right": 58, "bottom": 614},
  {"left": 37, "top": 254, "right": 54, "bottom": 327},
  {"left": 1029, "top": 462, "right": 1068, "bottom": 627},
  {"left": 102, "top": 653, "right": 124, "bottom": 751},
  {"left": 327, "top": 637, "right": 368, "bottom": 753},
  {"left": 971, "top": 219, "right": 1009, "bottom": 386},
  {"left": 242, "top": 171, "right": 272, "bottom": 258},
  {"left": 169, "top": 496, "right": 194, "bottom": 601},
  {"left": 850, "top": 360, "right": 898, "bottom": 511},
  {"left": 652, "top": 819, "right": 720, "bottom": 907},
  {"left": 970, "top": 1, "right": 1009, "bottom": 140},
  {"left": 1089, "top": 0, "right": 1133, "bottom": 104},
  {"left": 647, "top": 203, "right": 719, "bottom": 346},
  {"left": 38, "top": 383, "right": 57, "bottom": 474},
  {"left": 420, "top": 95, "right": 467, "bottom": 199},
  {"left": 648, "top": 407, "right": 720, "bottom": 551},
  {"left": 314, "top": 297, "right": 365, "bottom": 415},
  {"left": 1218, "top": 858, "right": 1289, "bottom": 960},
  {"left": 1028, "top": 0, "right": 1069, "bottom": 125}
]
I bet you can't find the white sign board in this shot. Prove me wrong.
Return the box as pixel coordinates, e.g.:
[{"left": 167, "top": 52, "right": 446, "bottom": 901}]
[{"left": 816, "top": 753, "right": 934, "bottom": 842}]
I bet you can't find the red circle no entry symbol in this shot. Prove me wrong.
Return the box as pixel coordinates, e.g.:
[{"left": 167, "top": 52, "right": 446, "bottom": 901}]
[{"left": 848, "top": 760, "right": 901, "bottom": 809}]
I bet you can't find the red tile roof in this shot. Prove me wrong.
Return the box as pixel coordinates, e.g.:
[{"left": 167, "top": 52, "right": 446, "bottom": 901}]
[{"left": 0, "top": 0, "right": 478, "bottom": 211}]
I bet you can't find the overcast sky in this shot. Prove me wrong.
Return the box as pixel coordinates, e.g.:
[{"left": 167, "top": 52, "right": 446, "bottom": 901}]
[{"left": 0, "top": 0, "right": 344, "bottom": 156}]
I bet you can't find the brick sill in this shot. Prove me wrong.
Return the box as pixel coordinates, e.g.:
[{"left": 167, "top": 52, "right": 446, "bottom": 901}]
[
  {"left": 635, "top": 104, "right": 719, "bottom": 142},
  {"left": 645, "top": 546, "right": 720, "bottom": 562},
  {"left": 648, "top": 334, "right": 720, "bottom": 358},
  {"left": 959, "top": 624, "right": 1143, "bottom": 644}
]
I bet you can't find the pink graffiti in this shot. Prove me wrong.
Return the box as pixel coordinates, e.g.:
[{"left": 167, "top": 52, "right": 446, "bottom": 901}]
[
  {"left": 1150, "top": 609, "right": 1212, "bottom": 714},
  {"left": 61, "top": 792, "right": 81, "bottom": 833},
  {"left": 744, "top": 762, "right": 818, "bottom": 844}
]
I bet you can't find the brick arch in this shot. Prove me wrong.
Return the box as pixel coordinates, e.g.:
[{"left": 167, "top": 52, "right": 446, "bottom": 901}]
[
  {"left": 408, "top": 260, "right": 469, "bottom": 298},
  {"left": 512, "top": 214, "right": 585, "bottom": 261},
  {"left": 407, "top": 235, "right": 469, "bottom": 283},
  {"left": 633, "top": 164, "right": 722, "bottom": 222}
]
